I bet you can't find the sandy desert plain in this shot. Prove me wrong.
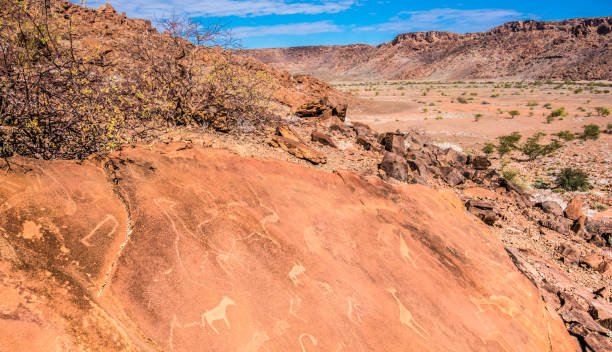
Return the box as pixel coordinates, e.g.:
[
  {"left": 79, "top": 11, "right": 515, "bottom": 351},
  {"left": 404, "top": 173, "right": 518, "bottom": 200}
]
[{"left": 341, "top": 80, "right": 611, "bottom": 148}]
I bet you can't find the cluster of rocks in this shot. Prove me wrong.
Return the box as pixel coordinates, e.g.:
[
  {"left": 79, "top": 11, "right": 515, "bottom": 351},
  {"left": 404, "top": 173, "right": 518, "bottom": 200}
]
[
  {"left": 508, "top": 248, "right": 612, "bottom": 351},
  {"left": 539, "top": 195, "right": 612, "bottom": 250}
]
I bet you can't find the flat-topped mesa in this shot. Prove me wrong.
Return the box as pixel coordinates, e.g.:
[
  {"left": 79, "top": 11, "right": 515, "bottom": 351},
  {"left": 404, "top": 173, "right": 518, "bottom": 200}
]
[
  {"left": 487, "top": 17, "right": 612, "bottom": 36},
  {"left": 244, "top": 16, "right": 612, "bottom": 81}
]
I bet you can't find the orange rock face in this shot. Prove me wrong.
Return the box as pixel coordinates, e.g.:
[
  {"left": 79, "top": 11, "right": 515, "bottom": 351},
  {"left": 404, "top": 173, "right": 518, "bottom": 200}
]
[{"left": 0, "top": 144, "right": 577, "bottom": 351}]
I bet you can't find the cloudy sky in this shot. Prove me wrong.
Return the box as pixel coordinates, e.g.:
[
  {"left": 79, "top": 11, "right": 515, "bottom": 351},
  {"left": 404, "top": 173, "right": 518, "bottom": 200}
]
[{"left": 79, "top": 0, "right": 611, "bottom": 48}]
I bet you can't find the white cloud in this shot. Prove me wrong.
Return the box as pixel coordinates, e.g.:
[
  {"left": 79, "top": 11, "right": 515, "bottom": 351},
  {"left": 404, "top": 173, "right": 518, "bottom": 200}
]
[
  {"left": 356, "top": 8, "right": 530, "bottom": 33},
  {"left": 81, "top": 0, "right": 355, "bottom": 18},
  {"left": 232, "top": 20, "right": 341, "bottom": 37}
]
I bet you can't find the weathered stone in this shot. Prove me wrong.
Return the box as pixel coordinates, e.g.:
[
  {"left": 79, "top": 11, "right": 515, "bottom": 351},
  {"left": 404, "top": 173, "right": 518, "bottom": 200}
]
[
  {"left": 437, "top": 148, "right": 468, "bottom": 166},
  {"left": 467, "top": 199, "right": 496, "bottom": 210},
  {"left": 558, "top": 242, "right": 580, "bottom": 264},
  {"left": 585, "top": 217, "right": 612, "bottom": 243},
  {"left": 541, "top": 218, "right": 571, "bottom": 235},
  {"left": 269, "top": 135, "right": 327, "bottom": 164},
  {"left": 311, "top": 131, "right": 338, "bottom": 148},
  {"left": 471, "top": 155, "right": 491, "bottom": 170},
  {"left": 538, "top": 201, "right": 564, "bottom": 217},
  {"left": 579, "top": 254, "right": 603, "bottom": 270},
  {"left": 276, "top": 124, "right": 304, "bottom": 143},
  {"left": 407, "top": 159, "right": 428, "bottom": 177},
  {"left": 439, "top": 166, "right": 466, "bottom": 186},
  {"left": 564, "top": 195, "right": 584, "bottom": 221},
  {"left": 355, "top": 136, "right": 372, "bottom": 150},
  {"left": 0, "top": 148, "right": 578, "bottom": 351},
  {"left": 351, "top": 122, "right": 375, "bottom": 137},
  {"left": 378, "top": 151, "right": 411, "bottom": 182},
  {"left": 379, "top": 132, "right": 406, "bottom": 155}
]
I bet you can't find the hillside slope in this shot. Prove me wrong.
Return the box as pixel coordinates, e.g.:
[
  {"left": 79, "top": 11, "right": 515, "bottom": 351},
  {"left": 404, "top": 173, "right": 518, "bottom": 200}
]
[
  {"left": 245, "top": 17, "right": 612, "bottom": 81},
  {"left": 0, "top": 143, "right": 578, "bottom": 351}
]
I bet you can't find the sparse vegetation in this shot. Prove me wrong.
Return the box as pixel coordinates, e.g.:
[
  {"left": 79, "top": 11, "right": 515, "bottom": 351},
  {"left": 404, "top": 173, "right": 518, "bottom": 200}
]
[
  {"left": 519, "top": 133, "right": 562, "bottom": 160},
  {"left": 457, "top": 96, "right": 468, "bottom": 104},
  {"left": 581, "top": 124, "right": 600, "bottom": 140},
  {"left": 508, "top": 110, "right": 520, "bottom": 118},
  {"left": 554, "top": 131, "right": 575, "bottom": 141},
  {"left": 556, "top": 168, "right": 591, "bottom": 191},
  {"left": 549, "top": 107, "right": 567, "bottom": 118},
  {"left": 0, "top": 2, "right": 274, "bottom": 160},
  {"left": 482, "top": 143, "right": 495, "bottom": 154},
  {"left": 595, "top": 107, "right": 610, "bottom": 116}
]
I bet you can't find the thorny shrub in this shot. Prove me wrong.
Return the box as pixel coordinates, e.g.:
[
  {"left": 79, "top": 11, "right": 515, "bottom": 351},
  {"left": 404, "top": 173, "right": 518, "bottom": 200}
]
[{"left": 0, "top": 0, "right": 275, "bottom": 161}]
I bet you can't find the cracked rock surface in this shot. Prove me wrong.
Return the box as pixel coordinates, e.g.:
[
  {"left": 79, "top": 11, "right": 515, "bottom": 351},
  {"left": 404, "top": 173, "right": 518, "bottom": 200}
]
[{"left": 0, "top": 142, "right": 578, "bottom": 351}]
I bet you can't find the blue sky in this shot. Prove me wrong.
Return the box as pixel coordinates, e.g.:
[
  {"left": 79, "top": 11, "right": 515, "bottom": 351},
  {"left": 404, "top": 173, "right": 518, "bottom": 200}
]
[{"left": 80, "top": 0, "right": 612, "bottom": 48}]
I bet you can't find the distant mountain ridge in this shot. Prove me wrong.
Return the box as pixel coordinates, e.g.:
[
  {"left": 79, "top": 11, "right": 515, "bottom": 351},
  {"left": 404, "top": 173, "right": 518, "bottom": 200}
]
[{"left": 244, "top": 17, "right": 612, "bottom": 81}]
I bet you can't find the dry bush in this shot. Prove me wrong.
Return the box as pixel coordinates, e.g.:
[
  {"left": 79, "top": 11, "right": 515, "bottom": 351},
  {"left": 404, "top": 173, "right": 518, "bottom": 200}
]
[
  {"left": 119, "top": 15, "right": 275, "bottom": 133},
  {"left": 0, "top": 0, "right": 125, "bottom": 159},
  {"left": 0, "top": 2, "right": 275, "bottom": 161}
]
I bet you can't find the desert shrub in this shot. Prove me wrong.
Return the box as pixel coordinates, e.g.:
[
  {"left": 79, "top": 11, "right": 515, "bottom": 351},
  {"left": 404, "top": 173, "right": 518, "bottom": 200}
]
[
  {"left": 533, "top": 178, "right": 549, "bottom": 189},
  {"left": 474, "top": 113, "right": 483, "bottom": 122},
  {"left": 549, "top": 107, "right": 567, "bottom": 118},
  {"left": 501, "top": 169, "right": 519, "bottom": 183},
  {"left": 496, "top": 132, "right": 522, "bottom": 157},
  {"left": 581, "top": 124, "right": 600, "bottom": 140},
  {"left": 482, "top": 143, "right": 495, "bottom": 154},
  {"left": 0, "top": 3, "right": 274, "bottom": 160},
  {"left": 508, "top": 110, "right": 520, "bottom": 118},
  {"left": 519, "top": 133, "right": 563, "bottom": 160},
  {"left": 0, "top": 1, "right": 125, "bottom": 159},
  {"left": 556, "top": 168, "right": 591, "bottom": 191},
  {"left": 543, "top": 103, "right": 552, "bottom": 109},
  {"left": 554, "top": 131, "right": 575, "bottom": 141},
  {"left": 595, "top": 107, "right": 610, "bottom": 116},
  {"left": 457, "top": 96, "right": 468, "bottom": 104},
  {"left": 546, "top": 115, "right": 556, "bottom": 124},
  {"left": 527, "top": 101, "right": 538, "bottom": 106}
]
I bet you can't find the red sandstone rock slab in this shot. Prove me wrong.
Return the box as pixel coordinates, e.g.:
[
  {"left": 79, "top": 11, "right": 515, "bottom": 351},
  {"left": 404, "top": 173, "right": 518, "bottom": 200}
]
[{"left": 0, "top": 146, "right": 577, "bottom": 351}]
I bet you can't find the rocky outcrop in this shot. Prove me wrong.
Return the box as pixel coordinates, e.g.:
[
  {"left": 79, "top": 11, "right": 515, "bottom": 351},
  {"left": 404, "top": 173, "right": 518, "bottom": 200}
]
[
  {"left": 245, "top": 17, "right": 612, "bottom": 81},
  {"left": 269, "top": 135, "right": 327, "bottom": 164},
  {"left": 0, "top": 144, "right": 577, "bottom": 351}
]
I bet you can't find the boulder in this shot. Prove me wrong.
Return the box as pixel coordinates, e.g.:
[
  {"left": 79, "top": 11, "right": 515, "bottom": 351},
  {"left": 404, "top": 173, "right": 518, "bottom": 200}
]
[
  {"left": 540, "top": 218, "right": 571, "bottom": 235},
  {"left": 466, "top": 199, "right": 497, "bottom": 225},
  {"left": 378, "top": 152, "right": 411, "bottom": 182},
  {"left": 355, "top": 136, "right": 372, "bottom": 151},
  {"left": 276, "top": 124, "right": 304, "bottom": 143},
  {"left": 585, "top": 217, "right": 612, "bottom": 245},
  {"left": 311, "top": 131, "right": 338, "bottom": 149},
  {"left": 579, "top": 254, "right": 603, "bottom": 270},
  {"left": 351, "top": 122, "right": 375, "bottom": 137},
  {"left": 295, "top": 97, "right": 347, "bottom": 121},
  {"left": 439, "top": 166, "right": 466, "bottom": 186},
  {"left": 407, "top": 159, "right": 428, "bottom": 177},
  {"left": 379, "top": 132, "right": 406, "bottom": 155},
  {"left": 557, "top": 242, "right": 580, "bottom": 264},
  {"left": 470, "top": 155, "right": 491, "bottom": 170},
  {"left": 0, "top": 149, "right": 578, "bottom": 351},
  {"left": 269, "top": 135, "right": 327, "bottom": 164},
  {"left": 437, "top": 148, "right": 468, "bottom": 166},
  {"left": 564, "top": 195, "right": 584, "bottom": 221},
  {"left": 538, "top": 201, "right": 564, "bottom": 217}
]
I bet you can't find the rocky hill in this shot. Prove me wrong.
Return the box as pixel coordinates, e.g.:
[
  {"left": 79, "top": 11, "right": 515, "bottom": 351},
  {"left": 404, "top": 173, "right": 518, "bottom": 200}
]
[{"left": 245, "top": 17, "right": 612, "bottom": 81}]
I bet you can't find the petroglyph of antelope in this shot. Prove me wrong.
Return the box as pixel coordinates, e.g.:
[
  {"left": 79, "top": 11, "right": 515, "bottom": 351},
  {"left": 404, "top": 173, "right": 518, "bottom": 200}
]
[{"left": 202, "top": 296, "right": 236, "bottom": 334}]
